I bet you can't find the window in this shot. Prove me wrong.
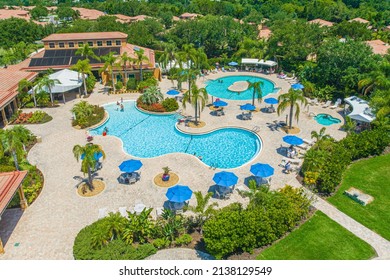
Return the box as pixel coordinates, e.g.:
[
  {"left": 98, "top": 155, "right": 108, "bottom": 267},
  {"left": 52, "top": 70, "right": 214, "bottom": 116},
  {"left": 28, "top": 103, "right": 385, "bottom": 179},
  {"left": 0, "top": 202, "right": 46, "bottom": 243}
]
[
  {"left": 49, "top": 42, "right": 55, "bottom": 48},
  {"left": 78, "top": 42, "right": 83, "bottom": 47},
  {"left": 97, "top": 41, "right": 103, "bottom": 47},
  {"left": 68, "top": 42, "right": 75, "bottom": 48},
  {"left": 115, "top": 40, "right": 121, "bottom": 46},
  {"left": 128, "top": 74, "right": 135, "bottom": 79},
  {"left": 88, "top": 41, "right": 93, "bottom": 47},
  {"left": 59, "top": 42, "right": 65, "bottom": 48},
  {"left": 106, "top": 40, "right": 112, "bottom": 46}
]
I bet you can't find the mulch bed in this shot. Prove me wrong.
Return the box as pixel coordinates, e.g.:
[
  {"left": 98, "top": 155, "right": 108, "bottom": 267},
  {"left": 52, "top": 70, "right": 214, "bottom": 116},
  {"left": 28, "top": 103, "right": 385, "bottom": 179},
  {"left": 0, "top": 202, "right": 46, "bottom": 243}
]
[
  {"left": 187, "top": 121, "right": 206, "bottom": 128},
  {"left": 153, "top": 172, "right": 179, "bottom": 187},
  {"left": 281, "top": 126, "right": 301, "bottom": 134},
  {"left": 77, "top": 179, "right": 105, "bottom": 197}
]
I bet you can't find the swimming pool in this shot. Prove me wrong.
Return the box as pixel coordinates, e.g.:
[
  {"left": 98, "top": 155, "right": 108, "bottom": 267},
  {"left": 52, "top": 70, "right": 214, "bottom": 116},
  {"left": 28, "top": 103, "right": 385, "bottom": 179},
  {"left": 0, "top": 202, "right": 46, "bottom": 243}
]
[
  {"left": 90, "top": 101, "right": 261, "bottom": 169},
  {"left": 314, "top": 114, "right": 342, "bottom": 126},
  {"left": 205, "top": 75, "right": 276, "bottom": 100}
]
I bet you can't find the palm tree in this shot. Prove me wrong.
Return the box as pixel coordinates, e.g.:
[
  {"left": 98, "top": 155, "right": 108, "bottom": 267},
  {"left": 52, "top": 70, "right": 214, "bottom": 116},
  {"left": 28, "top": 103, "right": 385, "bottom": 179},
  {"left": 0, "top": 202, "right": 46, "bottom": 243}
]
[
  {"left": 141, "top": 86, "right": 163, "bottom": 105},
  {"left": 194, "top": 47, "right": 209, "bottom": 70},
  {"left": 358, "top": 60, "right": 390, "bottom": 95},
  {"left": 186, "top": 68, "right": 200, "bottom": 99},
  {"left": 187, "top": 191, "right": 218, "bottom": 233},
  {"left": 247, "top": 80, "right": 264, "bottom": 106},
  {"left": 71, "top": 100, "right": 94, "bottom": 122},
  {"left": 0, "top": 126, "right": 33, "bottom": 170},
  {"left": 178, "top": 44, "right": 198, "bottom": 94},
  {"left": 182, "top": 84, "right": 208, "bottom": 124},
  {"left": 119, "top": 52, "right": 132, "bottom": 85},
  {"left": 158, "top": 42, "right": 178, "bottom": 71},
  {"left": 36, "top": 74, "right": 60, "bottom": 105},
  {"left": 342, "top": 116, "right": 356, "bottom": 135},
  {"left": 100, "top": 51, "right": 117, "bottom": 90},
  {"left": 311, "top": 127, "right": 331, "bottom": 142},
  {"left": 71, "top": 59, "right": 92, "bottom": 95},
  {"left": 75, "top": 43, "right": 100, "bottom": 61},
  {"left": 72, "top": 143, "right": 106, "bottom": 191},
  {"left": 277, "top": 89, "right": 307, "bottom": 129},
  {"left": 133, "top": 48, "right": 149, "bottom": 82},
  {"left": 18, "top": 78, "right": 35, "bottom": 107}
]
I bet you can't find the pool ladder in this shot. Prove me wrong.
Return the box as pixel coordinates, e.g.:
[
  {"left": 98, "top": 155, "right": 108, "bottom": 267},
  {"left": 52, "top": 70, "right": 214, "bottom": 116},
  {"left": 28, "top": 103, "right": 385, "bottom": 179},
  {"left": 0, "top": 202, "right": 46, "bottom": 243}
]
[{"left": 251, "top": 126, "right": 260, "bottom": 132}]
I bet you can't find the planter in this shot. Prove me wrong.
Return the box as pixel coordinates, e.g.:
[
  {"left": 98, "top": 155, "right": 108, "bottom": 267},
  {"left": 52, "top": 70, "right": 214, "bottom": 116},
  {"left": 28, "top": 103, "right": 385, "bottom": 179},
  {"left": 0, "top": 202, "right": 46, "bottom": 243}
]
[{"left": 162, "top": 174, "right": 170, "bottom": 181}]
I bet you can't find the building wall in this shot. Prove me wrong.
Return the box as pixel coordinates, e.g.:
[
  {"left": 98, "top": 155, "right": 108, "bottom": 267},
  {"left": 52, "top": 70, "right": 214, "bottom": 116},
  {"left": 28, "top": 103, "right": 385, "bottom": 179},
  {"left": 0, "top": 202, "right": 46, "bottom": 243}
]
[{"left": 43, "top": 38, "right": 126, "bottom": 50}]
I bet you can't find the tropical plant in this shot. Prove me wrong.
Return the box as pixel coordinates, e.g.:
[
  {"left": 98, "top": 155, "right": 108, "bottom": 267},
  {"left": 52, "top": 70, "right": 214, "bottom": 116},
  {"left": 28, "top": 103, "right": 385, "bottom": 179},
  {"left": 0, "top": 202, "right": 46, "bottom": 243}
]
[
  {"left": 158, "top": 42, "right": 178, "bottom": 70},
  {"left": 18, "top": 78, "right": 35, "bottom": 107},
  {"left": 36, "top": 74, "right": 60, "bottom": 105},
  {"left": 342, "top": 116, "right": 356, "bottom": 135},
  {"left": 277, "top": 88, "right": 307, "bottom": 129},
  {"left": 133, "top": 48, "right": 149, "bottom": 81},
  {"left": 187, "top": 191, "right": 218, "bottom": 233},
  {"left": 75, "top": 43, "right": 100, "bottom": 61},
  {"left": 122, "top": 208, "right": 154, "bottom": 244},
  {"left": 119, "top": 52, "right": 132, "bottom": 85},
  {"left": 141, "top": 86, "right": 163, "bottom": 105},
  {"left": 71, "top": 59, "right": 92, "bottom": 95},
  {"left": 158, "top": 209, "right": 184, "bottom": 242},
  {"left": 0, "top": 126, "right": 34, "bottom": 170},
  {"left": 72, "top": 143, "right": 106, "bottom": 190},
  {"left": 162, "top": 166, "right": 171, "bottom": 175},
  {"left": 311, "top": 127, "right": 331, "bottom": 142},
  {"left": 162, "top": 98, "right": 179, "bottom": 112},
  {"left": 182, "top": 84, "right": 208, "bottom": 124},
  {"left": 247, "top": 80, "right": 264, "bottom": 106},
  {"left": 100, "top": 51, "right": 118, "bottom": 90},
  {"left": 358, "top": 60, "right": 390, "bottom": 96}
]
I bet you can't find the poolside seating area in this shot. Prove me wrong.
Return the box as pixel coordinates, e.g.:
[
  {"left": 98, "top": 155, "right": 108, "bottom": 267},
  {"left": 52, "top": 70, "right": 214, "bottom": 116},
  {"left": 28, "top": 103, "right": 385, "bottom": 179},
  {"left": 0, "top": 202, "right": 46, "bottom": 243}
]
[
  {"left": 241, "top": 112, "right": 253, "bottom": 120},
  {"left": 118, "top": 172, "right": 141, "bottom": 184}
]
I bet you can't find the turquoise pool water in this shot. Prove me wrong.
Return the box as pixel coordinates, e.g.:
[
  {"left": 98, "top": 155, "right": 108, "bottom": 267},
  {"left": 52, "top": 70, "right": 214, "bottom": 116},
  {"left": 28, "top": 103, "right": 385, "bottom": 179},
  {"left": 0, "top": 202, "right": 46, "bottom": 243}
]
[
  {"left": 90, "top": 102, "right": 261, "bottom": 169},
  {"left": 314, "top": 114, "right": 341, "bottom": 126},
  {"left": 205, "top": 75, "right": 276, "bottom": 100}
]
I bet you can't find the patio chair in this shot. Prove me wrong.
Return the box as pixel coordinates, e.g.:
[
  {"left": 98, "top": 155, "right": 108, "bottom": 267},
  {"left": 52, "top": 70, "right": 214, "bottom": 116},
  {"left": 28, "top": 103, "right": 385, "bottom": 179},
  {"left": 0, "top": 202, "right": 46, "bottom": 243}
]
[
  {"left": 118, "top": 207, "right": 127, "bottom": 218},
  {"left": 98, "top": 207, "right": 108, "bottom": 219},
  {"left": 310, "top": 98, "right": 319, "bottom": 105},
  {"left": 303, "top": 138, "right": 315, "bottom": 146},
  {"left": 330, "top": 99, "right": 341, "bottom": 109},
  {"left": 322, "top": 100, "right": 332, "bottom": 108}
]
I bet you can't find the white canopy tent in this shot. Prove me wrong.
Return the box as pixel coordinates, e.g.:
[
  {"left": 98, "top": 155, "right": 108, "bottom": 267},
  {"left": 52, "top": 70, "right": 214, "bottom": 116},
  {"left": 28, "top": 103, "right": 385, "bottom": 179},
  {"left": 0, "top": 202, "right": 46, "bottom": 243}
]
[
  {"left": 344, "top": 96, "right": 376, "bottom": 123},
  {"left": 241, "top": 58, "right": 277, "bottom": 72}
]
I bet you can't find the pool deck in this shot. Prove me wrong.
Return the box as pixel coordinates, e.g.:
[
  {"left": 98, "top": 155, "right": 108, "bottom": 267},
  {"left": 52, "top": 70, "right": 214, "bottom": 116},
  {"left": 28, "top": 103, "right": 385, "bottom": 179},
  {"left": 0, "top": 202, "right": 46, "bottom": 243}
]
[{"left": 0, "top": 71, "right": 349, "bottom": 260}]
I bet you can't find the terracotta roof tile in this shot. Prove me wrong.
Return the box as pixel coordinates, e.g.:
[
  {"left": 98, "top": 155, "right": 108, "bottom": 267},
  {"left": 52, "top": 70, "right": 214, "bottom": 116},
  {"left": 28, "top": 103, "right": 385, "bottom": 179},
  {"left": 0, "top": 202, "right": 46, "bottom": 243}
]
[
  {"left": 42, "top": 32, "right": 128, "bottom": 41},
  {"left": 0, "top": 171, "right": 28, "bottom": 215},
  {"left": 0, "top": 9, "right": 30, "bottom": 20},
  {"left": 365, "top": 40, "right": 390, "bottom": 55},
  {"left": 349, "top": 17, "right": 369, "bottom": 24},
  {"left": 308, "top": 18, "right": 334, "bottom": 27},
  {"left": 72, "top": 7, "right": 105, "bottom": 20}
]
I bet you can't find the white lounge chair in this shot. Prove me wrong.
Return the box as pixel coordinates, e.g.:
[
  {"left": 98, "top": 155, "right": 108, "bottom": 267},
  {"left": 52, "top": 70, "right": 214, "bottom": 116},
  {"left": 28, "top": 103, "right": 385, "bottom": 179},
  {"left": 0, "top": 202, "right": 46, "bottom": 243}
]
[
  {"left": 118, "top": 207, "right": 127, "bottom": 218},
  {"left": 322, "top": 100, "right": 332, "bottom": 108},
  {"left": 330, "top": 99, "right": 341, "bottom": 109},
  {"left": 303, "top": 138, "right": 315, "bottom": 146},
  {"left": 98, "top": 207, "right": 108, "bottom": 219},
  {"left": 310, "top": 98, "right": 319, "bottom": 105}
]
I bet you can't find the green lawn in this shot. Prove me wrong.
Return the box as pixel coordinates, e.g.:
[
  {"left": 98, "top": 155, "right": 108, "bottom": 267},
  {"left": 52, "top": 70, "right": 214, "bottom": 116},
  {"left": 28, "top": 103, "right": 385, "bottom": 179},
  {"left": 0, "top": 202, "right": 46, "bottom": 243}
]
[
  {"left": 257, "top": 211, "right": 375, "bottom": 260},
  {"left": 327, "top": 154, "right": 390, "bottom": 240}
]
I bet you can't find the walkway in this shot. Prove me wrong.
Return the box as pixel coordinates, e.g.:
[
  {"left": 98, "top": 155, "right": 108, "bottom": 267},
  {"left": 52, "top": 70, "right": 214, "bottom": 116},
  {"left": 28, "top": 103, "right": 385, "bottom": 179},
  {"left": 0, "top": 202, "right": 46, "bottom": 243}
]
[{"left": 146, "top": 248, "right": 215, "bottom": 260}]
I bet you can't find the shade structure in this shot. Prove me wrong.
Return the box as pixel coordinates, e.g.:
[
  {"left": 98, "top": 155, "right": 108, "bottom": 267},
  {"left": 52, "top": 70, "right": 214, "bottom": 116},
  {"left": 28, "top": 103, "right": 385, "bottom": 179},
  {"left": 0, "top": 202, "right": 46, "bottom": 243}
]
[
  {"left": 33, "top": 69, "right": 85, "bottom": 93},
  {"left": 212, "top": 171, "right": 238, "bottom": 187},
  {"left": 213, "top": 100, "right": 228, "bottom": 107},
  {"left": 80, "top": 152, "right": 103, "bottom": 160},
  {"left": 240, "top": 103, "right": 256, "bottom": 111},
  {"left": 118, "top": 159, "right": 143, "bottom": 173},
  {"left": 228, "top": 61, "right": 238, "bottom": 66},
  {"left": 291, "top": 83, "right": 304, "bottom": 90},
  {"left": 250, "top": 163, "right": 274, "bottom": 178},
  {"left": 166, "top": 89, "right": 180, "bottom": 96},
  {"left": 283, "top": 135, "right": 304, "bottom": 145},
  {"left": 166, "top": 185, "right": 193, "bottom": 203},
  {"left": 264, "top": 97, "right": 279, "bottom": 104}
]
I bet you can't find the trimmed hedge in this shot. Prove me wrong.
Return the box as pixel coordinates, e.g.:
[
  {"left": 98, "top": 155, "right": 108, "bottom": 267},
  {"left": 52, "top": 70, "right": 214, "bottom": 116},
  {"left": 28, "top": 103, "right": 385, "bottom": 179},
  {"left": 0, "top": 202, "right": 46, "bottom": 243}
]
[{"left": 162, "top": 98, "right": 179, "bottom": 112}]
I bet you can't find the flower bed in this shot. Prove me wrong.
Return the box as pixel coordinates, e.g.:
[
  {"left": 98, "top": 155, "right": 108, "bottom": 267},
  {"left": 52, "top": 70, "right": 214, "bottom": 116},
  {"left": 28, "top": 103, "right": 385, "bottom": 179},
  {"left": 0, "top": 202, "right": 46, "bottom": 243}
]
[{"left": 12, "top": 110, "right": 52, "bottom": 124}]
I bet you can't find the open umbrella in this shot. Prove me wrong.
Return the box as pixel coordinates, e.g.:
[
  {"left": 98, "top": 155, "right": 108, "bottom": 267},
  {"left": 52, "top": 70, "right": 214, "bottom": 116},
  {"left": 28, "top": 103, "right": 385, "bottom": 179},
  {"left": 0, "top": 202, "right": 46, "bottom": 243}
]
[
  {"left": 213, "top": 100, "right": 228, "bottom": 107},
  {"left": 250, "top": 163, "right": 274, "bottom": 178},
  {"left": 119, "top": 159, "right": 143, "bottom": 173},
  {"left": 283, "top": 135, "right": 304, "bottom": 145},
  {"left": 166, "top": 185, "right": 193, "bottom": 203},
  {"left": 264, "top": 97, "right": 279, "bottom": 104},
  {"left": 228, "top": 61, "right": 238, "bottom": 66},
  {"left": 212, "top": 171, "right": 238, "bottom": 187},
  {"left": 80, "top": 152, "right": 103, "bottom": 160},
  {"left": 166, "top": 89, "right": 180, "bottom": 96},
  {"left": 240, "top": 103, "right": 256, "bottom": 111},
  {"left": 291, "top": 83, "right": 304, "bottom": 90}
]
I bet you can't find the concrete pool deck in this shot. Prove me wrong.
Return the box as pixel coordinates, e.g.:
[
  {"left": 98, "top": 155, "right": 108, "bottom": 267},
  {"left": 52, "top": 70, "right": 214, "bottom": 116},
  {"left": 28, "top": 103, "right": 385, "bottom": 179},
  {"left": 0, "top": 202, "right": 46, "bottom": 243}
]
[{"left": 0, "top": 71, "right": 355, "bottom": 260}]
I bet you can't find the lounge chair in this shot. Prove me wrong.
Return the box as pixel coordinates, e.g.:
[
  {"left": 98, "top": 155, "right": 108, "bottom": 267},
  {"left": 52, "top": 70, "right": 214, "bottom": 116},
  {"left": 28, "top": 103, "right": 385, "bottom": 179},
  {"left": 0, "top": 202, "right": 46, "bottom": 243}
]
[
  {"left": 98, "top": 207, "right": 108, "bottom": 219},
  {"left": 303, "top": 138, "right": 315, "bottom": 146},
  {"left": 310, "top": 98, "right": 319, "bottom": 105},
  {"left": 330, "top": 99, "right": 341, "bottom": 109},
  {"left": 322, "top": 100, "right": 332, "bottom": 108},
  {"left": 156, "top": 207, "right": 164, "bottom": 217},
  {"left": 118, "top": 207, "right": 127, "bottom": 218}
]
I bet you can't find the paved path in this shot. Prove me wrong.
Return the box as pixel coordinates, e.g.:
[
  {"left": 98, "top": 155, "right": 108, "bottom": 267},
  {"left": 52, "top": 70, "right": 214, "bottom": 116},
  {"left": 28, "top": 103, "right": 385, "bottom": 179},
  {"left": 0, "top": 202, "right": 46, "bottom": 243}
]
[{"left": 146, "top": 248, "right": 215, "bottom": 260}]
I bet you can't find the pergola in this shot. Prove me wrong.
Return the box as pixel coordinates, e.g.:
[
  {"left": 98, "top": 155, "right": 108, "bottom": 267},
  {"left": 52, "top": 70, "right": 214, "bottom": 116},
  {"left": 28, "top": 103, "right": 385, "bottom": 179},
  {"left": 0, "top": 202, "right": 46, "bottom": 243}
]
[
  {"left": 344, "top": 96, "right": 376, "bottom": 123},
  {"left": 0, "top": 171, "right": 28, "bottom": 254}
]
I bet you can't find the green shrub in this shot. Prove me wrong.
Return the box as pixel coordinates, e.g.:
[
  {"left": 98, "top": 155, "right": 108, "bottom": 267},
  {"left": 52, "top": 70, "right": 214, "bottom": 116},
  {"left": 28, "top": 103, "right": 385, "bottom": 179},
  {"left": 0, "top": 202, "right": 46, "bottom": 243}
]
[
  {"left": 27, "top": 111, "right": 52, "bottom": 124},
  {"left": 71, "top": 101, "right": 105, "bottom": 128},
  {"left": 86, "top": 75, "right": 97, "bottom": 93},
  {"left": 115, "top": 81, "right": 123, "bottom": 90},
  {"left": 174, "top": 234, "right": 192, "bottom": 246},
  {"left": 24, "top": 102, "right": 35, "bottom": 108},
  {"left": 0, "top": 165, "right": 16, "bottom": 172},
  {"left": 137, "top": 97, "right": 166, "bottom": 112},
  {"left": 137, "top": 77, "right": 158, "bottom": 92},
  {"left": 126, "top": 78, "right": 137, "bottom": 90},
  {"left": 153, "top": 238, "right": 171, "bottom": 249},
  {"left": 162, "top": 98, "right": 179, "bottom": 112}
]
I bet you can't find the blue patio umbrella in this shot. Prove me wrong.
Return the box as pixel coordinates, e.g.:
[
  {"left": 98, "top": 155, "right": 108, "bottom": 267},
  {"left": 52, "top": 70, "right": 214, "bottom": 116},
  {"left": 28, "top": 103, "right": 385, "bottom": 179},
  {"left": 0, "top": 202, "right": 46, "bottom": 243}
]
[
  {"left": 166, "top": 185, "right": 193, "bottom": 203},
  {"left": 80, "top": 152, "right": 103, "bottom": 160},
  {"left": 213, "top": 100, "right": 228, "bottom": 107},
  {"left": 228, "top": 61, "right": 238, "bottom": 66},
  {"left": 291, "top": 83, "right": 304, "bottom": 90},
  {"left": 212, "top": 171, "right": 238, "bottom": 187},
  {"left": 264, "top": 97, "right": 279, "bottom": 105},
  {"left": 119, "top": 159, "right": 143, "bottom": 173},
  {"left": 250, "top": 163, "right": 274, "bottom": 178},
  {"left": 283, "top": 135, "right": 304, "bottom": 145},
  {"left": 166, "top": 89, "right": 180, "bottom": 96},
  {"left": 240, "top": 103, "right": 256, "bottom": 111}
]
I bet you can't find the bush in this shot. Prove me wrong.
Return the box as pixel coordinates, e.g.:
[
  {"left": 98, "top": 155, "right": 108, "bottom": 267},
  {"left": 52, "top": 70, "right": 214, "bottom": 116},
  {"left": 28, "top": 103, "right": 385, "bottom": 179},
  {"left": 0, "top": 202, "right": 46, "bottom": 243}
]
[
  {"left": 115, "top": 81, "right": 123, "bottom": 90},
  {"left": 137, "top": 77, "right": 158, "bottom": 92},
  {"left": 162, "top": 98, "right": 179, "bottom": 112},
  {"left": 153, "top": 238, "right": 171, "bottom": 249},
  {"left": 137, "top": 97, "right": 166, "bottom": 112},
  {"left": 174, "top": 234, "right": 192, "bottom": 246},
  {"left": 86, "top": 75, "right": 97, "bottom": 93},
  {"left": 0, "top": 165, "right": 16, "bottom": 172},
  {"left": 126, "top": 78, "right": 137, "bottom": 90},
  {"left": 71, "top": 101, "right": 105, "bottom": 128}
]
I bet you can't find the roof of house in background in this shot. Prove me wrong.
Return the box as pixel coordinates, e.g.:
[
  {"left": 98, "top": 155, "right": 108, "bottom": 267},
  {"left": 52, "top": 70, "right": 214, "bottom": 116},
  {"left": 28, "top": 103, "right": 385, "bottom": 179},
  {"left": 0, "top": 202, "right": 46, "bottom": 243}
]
[
  {"left": 349, "top": 17, "right": 370, "bottom": 24},
  {"left": 0, "top": 9, "right": 30, "bottom": 20},
  {"left": 72, "top": 7, "right": 105, "bottom": 20},
  {"left": 308, "top": 18, "right": 334, "bottom": 27},
  {"left": 180, "top": 13, "right": 201, "bottom": 19},
  {"left": 258, "top": 25, "right": 272, "bottom": 39},
  {"left": 365, "top": 40, "right": 390, "bottom": 55},
  {"left": 0, "top": 171, "right": 28, "bottom": 216}
]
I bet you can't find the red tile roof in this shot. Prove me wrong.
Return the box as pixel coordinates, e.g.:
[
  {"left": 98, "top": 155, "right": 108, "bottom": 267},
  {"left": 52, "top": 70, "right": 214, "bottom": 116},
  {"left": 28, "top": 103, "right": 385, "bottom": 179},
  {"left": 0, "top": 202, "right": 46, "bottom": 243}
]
[
  {"left": 180, "top": 13, "right": 201, "bottom": 19},
  {"left": 258, "top": 26, "right": 272, "bottom": 39},
  {"left": 72, "top": 7, "right": 105, "bottom": 20},
  {"left": 0, "top": 9, "right": 30, "bottom": 20},
  {"left": 42, "top": 32, "right": 128, "bottom": 41},
  {"left": 365, "top": 40, "right": 390, "bottom": 55},
  {"left": 0, "top": 171, "right": 28, "bottom": 215},
  {"left": 349, "top": 17, "right": 369, "bottom": 24},
  {"left": 0, "top": 60, "right": 38, "bottom": 109},
  {"left": 121, "top": 44, "right": 155, "bottom": 67},
  {"left": 308, "top": 18, "right": 334, "bottom": 27}
]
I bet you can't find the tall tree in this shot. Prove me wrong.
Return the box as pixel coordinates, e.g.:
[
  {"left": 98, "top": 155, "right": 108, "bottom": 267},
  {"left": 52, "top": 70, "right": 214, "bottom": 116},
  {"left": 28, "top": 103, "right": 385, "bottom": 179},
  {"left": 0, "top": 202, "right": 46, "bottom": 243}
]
[
  {"left": 119, "top": 52, "right": 132, "bottom": 85},
  {"left": 73, "top": 143, "right": 106, "bottom": 191},
  {"left": 247, "top": 80, "right": 264, "bottom": 106},
  {"left": 133, "top": 48, "right": 149, "bottom": 82},
  {"left": 75, "top": 44, "right": 100, "bottom": 61},
  {"left": 18, "top": 78, "right": 36, "bottom": 107},
  {"left": 71, "top": 59, "right": 92, "bottom": 95},
  {"left": 100, "top": 51, "right": 117, "bottom": 90},
  {"left": 158, "top": 42, "right": 178, "bottom": 70},
  {"left": 36, "top": 74, "right": 60, "bottom": 105},
  {"left": 277, "top": 88, "right": 307, "bottom": 129},
  {"left": 182, "top": 84, "right": 208, "bottom": 124}
]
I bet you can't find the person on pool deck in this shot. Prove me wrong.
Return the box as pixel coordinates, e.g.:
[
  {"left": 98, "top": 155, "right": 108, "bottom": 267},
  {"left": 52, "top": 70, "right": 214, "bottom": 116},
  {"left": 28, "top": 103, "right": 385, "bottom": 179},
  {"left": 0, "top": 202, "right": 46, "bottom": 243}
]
[{"left": 284, "top": 161, "right": 292, "bottom": 174}]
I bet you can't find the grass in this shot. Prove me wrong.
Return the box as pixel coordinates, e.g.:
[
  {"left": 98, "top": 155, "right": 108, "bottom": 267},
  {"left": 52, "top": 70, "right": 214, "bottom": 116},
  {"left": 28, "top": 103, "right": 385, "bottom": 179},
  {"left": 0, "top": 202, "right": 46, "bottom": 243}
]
[
  {"left": 257, "top": 211, "right": 375, "bottom": 260},
  {"left": 327, "top": 154, "right": 390, "bottom": 240}
]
